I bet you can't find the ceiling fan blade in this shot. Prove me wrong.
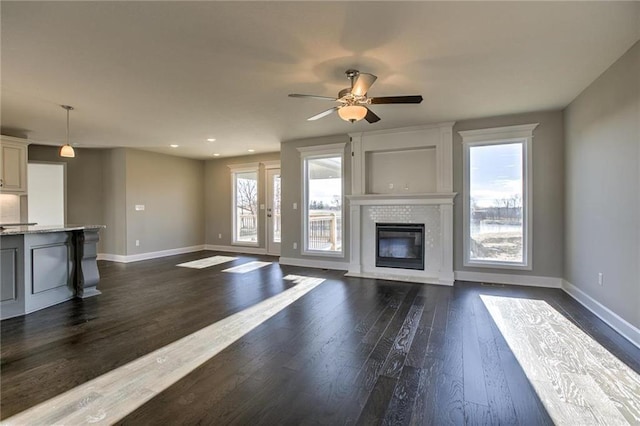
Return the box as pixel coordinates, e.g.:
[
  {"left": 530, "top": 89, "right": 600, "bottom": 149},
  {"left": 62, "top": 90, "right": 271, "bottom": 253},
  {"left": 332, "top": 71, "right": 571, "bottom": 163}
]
[
  {"left": 370, "top": 95, "right": 423, "bottom": 104},
  {"left": 307, "top": 107, "right": 339, "bottom": 121},
  {"left": 351, "top": 73, "right": 377, "bottom": 96},
  {"left": 364, "top": 108, "right": 381, "bottom": 123},
  {"left": 289, "top": 94, "right": 337, "bottom": 101}
]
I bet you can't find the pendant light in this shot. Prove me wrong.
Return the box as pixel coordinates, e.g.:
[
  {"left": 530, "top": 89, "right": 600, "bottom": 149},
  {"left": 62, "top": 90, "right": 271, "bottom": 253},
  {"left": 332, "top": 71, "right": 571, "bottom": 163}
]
[{"left": 59, "top": 105, "right": 76, "bottom": 158}]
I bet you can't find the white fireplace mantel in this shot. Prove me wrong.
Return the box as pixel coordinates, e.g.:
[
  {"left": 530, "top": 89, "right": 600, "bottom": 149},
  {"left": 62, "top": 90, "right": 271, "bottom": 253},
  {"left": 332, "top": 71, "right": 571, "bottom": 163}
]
[
  {"left": 347, "top": 193, "right": 456, "bottom": 206},
  {"left": 346, "top": 123, "right": 456, "bottom": 286}
]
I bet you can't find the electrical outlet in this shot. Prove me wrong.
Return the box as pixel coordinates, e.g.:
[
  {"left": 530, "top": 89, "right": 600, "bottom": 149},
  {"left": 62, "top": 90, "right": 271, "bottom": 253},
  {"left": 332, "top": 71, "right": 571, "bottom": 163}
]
[
  {"left": 598, "top": 272, "right": 603, "bottom": 286},
  {"left": 135, "top": 240, "right": 140, "bottom": 247},
  {"left": 293, "top": 203, "right": 297, "bottom": 210},
  {"left": 218, "top": 233, "right": 222, "bottom": 239},
  {"left": 293, "top": 242, "right": 297, "bottom": 250}
]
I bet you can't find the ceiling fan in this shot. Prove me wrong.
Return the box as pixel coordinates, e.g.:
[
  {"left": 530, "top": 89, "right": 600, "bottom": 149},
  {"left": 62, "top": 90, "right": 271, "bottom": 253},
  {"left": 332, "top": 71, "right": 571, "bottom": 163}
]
[{"left": 289, "top": 69, "right": 423, "bottom": 123}]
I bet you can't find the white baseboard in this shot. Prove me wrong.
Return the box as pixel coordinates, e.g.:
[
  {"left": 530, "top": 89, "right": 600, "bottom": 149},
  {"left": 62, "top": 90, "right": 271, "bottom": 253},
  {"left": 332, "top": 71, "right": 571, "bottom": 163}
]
[
  {"left": 562, "top": 280, "right": 640, "bottom": 350},
  {"left": 454, "top": 270, "right": 562, "bottom": 288},
  {"left": 204, "top": 244, "right": 268, "bottom": 255},
  {"left": 345, "top": 271, "right": 452, "bottom": 286},
  {"left": 97, "top": 253, "right": 126, "bottom": 262},
  {"left": 98, "top": 245, "right": 206, "bottom": 263},
  {"left": 279, "top": 256, "right": 348, "bottom": 271}
]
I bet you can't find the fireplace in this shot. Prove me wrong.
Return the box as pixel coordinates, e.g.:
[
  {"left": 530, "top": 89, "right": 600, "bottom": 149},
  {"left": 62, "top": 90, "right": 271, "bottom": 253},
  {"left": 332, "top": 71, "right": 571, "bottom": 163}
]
[
  {"left": 376, "top": 223, "right": 425, "bottom": 270},
  {"left": 345, "top": 123, "right": 456, "bottom": 285}
]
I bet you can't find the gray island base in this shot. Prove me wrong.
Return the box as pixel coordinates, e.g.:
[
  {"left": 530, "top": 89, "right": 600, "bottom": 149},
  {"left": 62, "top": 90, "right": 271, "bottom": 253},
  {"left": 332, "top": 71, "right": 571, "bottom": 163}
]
[{"left": 0, "top": 225, "right": 105, "bottom": 320}]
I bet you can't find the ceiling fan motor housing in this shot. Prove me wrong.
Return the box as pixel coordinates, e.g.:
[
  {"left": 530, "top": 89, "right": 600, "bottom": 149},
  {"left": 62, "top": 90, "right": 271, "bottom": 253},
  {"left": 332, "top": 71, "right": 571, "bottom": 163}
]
[{"left": 338, "top": 88, "right": 350, "bottom": 99}]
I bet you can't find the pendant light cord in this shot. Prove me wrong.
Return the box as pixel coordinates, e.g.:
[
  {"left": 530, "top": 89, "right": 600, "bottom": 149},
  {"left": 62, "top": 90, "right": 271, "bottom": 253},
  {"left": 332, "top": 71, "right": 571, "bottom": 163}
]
[{"left": 66, "top": 108, "right": 70, "bottom": 145}]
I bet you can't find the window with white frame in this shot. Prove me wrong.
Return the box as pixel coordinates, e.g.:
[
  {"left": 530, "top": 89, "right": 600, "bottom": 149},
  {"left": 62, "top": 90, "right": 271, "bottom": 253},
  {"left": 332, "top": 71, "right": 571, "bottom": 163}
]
[
  {"left": 229, "top": 163, "right": 259, "bottom": 246},
  {"left": 298, "top": 143, "right": 345, "bottom": 256},
  {"left": 460, "top": 124, "right": 537, "bottom": 269}
]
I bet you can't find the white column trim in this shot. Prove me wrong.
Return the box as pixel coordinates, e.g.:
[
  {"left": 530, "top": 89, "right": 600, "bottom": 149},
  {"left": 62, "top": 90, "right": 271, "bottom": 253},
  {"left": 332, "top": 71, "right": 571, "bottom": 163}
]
[
  {"left": 439, "top": 204, "right": 454, "bottom": 285},
  {"left": 348, "top": 204, "right": 362, "bottom": 274}
]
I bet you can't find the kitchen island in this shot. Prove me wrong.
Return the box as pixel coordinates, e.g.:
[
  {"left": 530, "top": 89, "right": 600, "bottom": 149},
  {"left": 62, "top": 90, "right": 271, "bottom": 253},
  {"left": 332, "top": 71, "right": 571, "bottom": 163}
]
[{"left": 0, "top": 224, "right": 105, "bottom": 320}]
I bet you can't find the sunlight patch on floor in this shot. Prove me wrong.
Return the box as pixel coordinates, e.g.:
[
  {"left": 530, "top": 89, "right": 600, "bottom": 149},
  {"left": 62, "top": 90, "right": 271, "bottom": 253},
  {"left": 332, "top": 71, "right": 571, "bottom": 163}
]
[
  {"left": 177, "top": 255, "right": 237, "bottom": 269},
  {"left": 481, "top": 295, "right": 640, "bottom": 425},
  {"left": 3, "top": 275, "right": 325, "bottom": 426},
  {"left": 223, "top": 261, "right": 271, "bottom": 273}
]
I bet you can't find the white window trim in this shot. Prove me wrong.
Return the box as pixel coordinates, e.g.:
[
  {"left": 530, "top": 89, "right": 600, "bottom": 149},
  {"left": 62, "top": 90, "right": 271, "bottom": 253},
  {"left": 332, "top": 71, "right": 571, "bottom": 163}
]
[
  {"left": 297, "top": 143, "right": 346, "bottom": 257},
  {"left": 460, "top": 124, "right": 538, "bottom": 270},
  {"left": 261, "top": 160, "right": 280, "bottom": 170},
  {"left": 228, "top": 162, "right": 260, "bottom": 247}
]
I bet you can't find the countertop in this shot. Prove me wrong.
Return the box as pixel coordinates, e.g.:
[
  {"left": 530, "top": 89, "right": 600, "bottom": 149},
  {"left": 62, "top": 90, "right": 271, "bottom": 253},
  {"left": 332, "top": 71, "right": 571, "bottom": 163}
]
[{"left": 0, "top": 224, "right": 105, "bottom": 235}]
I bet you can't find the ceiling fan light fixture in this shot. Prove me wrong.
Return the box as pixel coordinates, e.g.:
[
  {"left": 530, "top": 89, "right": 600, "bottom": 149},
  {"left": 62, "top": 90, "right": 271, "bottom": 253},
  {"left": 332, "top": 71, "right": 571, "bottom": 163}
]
[
  {"left": 59, "top": 105, "right": 76, "bottom": 158},
  {"left": 338, "top": 105, "right": 367, "bottom": 123}
]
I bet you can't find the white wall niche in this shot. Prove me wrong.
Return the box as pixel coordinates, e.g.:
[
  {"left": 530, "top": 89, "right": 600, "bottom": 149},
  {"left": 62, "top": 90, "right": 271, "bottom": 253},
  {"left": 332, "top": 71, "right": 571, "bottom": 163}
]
[{"left": 365, "top": 147, "right": 437, "bottom": 194}]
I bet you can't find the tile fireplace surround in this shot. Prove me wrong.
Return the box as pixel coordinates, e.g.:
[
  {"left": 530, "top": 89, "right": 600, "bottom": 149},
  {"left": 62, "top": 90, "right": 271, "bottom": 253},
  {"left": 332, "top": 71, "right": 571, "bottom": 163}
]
[{"left": 346, "top": 123, "right": 456, "bottom": 285}]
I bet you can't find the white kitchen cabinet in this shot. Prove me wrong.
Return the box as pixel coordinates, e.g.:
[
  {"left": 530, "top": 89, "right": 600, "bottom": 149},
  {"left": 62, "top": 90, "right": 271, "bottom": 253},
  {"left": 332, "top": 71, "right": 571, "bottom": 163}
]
[{"left": 0, "top": 136, "right": 29, "bottom": 193}]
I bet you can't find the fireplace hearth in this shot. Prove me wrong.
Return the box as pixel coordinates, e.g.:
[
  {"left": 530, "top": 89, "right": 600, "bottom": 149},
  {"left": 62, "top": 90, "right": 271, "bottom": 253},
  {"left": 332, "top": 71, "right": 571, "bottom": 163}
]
[{"left": 376, "top": 223, "right": 425, "bottom": 270}]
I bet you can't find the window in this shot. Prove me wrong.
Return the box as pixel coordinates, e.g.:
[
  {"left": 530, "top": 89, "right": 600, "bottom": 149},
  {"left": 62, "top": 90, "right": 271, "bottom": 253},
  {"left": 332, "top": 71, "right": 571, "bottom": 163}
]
[
  {"left": 230, "top": 163, "right": 259, "bottom": 246},
  {"left": 298, "top": 143, "right": 345, "bottom": 256},
  {"left": 460, "top": 124, "right": 537, "bottom": 269}
]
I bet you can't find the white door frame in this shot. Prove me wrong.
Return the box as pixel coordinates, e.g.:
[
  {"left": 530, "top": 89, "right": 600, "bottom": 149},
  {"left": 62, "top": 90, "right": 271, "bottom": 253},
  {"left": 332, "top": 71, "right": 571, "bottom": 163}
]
[{"left": 264, "top": 162, "right": 281, "bottom": 256}]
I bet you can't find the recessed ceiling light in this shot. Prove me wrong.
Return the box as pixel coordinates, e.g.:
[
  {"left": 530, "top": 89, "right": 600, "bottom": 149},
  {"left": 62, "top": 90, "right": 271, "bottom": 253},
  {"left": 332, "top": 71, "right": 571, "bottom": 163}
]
[
  {"left": 213, "top": 153, "right": 220, "bottom": 157},
  {"left": 170, "top": 144, "right": 179, "bottom": 148},
  {"left": 207, "top": 138, "right": 216, "bottom": 142},
  {"left": 248, "top": 149, "right": 255, "bottom": 153}
]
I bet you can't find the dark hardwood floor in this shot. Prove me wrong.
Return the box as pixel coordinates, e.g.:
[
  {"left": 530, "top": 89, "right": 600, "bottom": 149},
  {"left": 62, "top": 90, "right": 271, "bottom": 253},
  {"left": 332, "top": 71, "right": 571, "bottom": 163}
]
[{"left": 1, "top": 251, "right": 639, "bottom": 424}]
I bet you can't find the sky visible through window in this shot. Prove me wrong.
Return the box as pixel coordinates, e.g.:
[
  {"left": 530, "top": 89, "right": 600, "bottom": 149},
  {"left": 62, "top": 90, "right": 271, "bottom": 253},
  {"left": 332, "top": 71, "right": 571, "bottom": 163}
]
[
  {"left": 308, "top": 157, "right": 342, "bottom": 207},
  {"left": 470, "top": 142, "right": 522, "bottom": 207},
  {"left": 309, "top": 179, "right": 341, "bottom": 205}
]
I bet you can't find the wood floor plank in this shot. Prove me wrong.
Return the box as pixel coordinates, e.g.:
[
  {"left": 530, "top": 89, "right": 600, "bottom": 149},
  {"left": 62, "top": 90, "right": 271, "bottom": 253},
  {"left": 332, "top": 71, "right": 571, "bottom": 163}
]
[
  {"left": 498, "top": 349, "right": 554, "bottom": 425},
  {"left": 356, "top": 375, "right": 397, "bottom": 425},
  {"left": 405, "top": 294, "right": 437, "bottom": 368},
  {"left": 380, "top": 301, "right": 424, "bottom": 379},
  {"left": 434, "top": 372, "right": 465, "bottom": 425},
  {"left": 461, "top": 293, "right": 488, "bottom": 406},
  {"left": 408, "top": 356, "right": 442, "bottom": 425},
  {"left": 471, "top": 292, "right": 518, "bottom": 425},
  {"left": 441, "top": 289, "right": 463, "bottom": 378},
  {"left": 464, "top": 401, "right": 491, "bottom": 426},
  {"left": 382, "top": 365, "right": 422, "bottom": 426}
]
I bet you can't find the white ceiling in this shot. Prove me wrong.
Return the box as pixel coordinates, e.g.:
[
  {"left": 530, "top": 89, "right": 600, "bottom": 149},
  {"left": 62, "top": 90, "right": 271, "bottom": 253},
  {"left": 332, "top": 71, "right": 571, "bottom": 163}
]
[{"left": 1, "top": 1, "right": 639, "bottom": 159}]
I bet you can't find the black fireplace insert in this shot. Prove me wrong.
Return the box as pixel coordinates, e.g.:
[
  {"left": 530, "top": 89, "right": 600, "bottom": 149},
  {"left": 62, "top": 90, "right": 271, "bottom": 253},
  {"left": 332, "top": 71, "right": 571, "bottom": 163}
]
[{"left": 376, "top": 223, "right": 425, "bottom": 270}]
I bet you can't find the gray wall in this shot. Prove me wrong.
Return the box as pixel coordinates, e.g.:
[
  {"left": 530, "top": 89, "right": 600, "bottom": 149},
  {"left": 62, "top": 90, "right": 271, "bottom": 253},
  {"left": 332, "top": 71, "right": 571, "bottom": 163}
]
[
  {"left": 29, "top": 146, "right": 206, "bottom": 256},
  {"left": 125, "top": 149, "right": 205, "bottom": 255},
  {"left": 204, "top": 152, "right": 280, "bottom": 248},
  {"left": 28, "top": 144, "right": 106, "bottom": 251},
  {"left": 564, "top": 41, "right": 639, "bottom": 329},
  {"left": 102, "top": 148, "right": 127, "bottom": 255},
  {"left": 280, "top": 134, "right": 351, "bottom": 262},
  {"left": 453, "top": 110, "right": 565, "bottom": 278}
]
